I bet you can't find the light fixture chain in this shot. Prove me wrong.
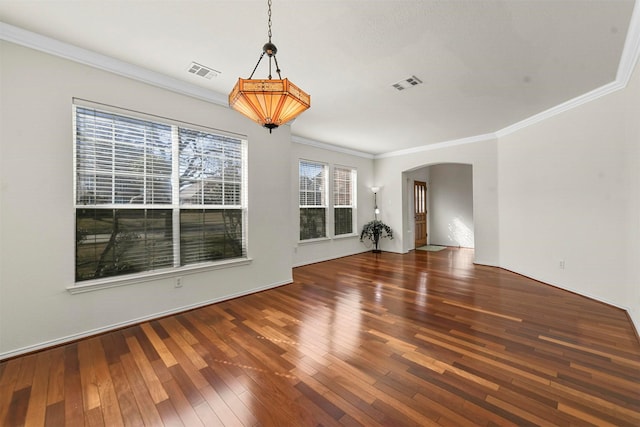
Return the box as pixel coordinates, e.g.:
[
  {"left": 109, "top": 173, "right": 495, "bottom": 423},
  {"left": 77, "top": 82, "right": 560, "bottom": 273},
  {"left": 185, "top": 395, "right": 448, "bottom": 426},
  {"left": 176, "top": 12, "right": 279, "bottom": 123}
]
[
  {"left": 267, "top": 0, "right": 273, "bottom": 42},
  {"left": 229, "top": 0, "right": 310, "bottom": 132},
  {"left": 248, "top": 51, "right": 266, "bottom": 79},
  {"left": 273, "top": 55, "right": 282, "bottom": 79}
]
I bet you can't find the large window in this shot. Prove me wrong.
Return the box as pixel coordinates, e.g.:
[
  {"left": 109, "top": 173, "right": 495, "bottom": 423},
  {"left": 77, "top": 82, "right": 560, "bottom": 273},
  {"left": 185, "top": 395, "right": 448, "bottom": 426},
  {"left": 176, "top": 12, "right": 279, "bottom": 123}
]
[
  {"left": 299, "top": 161, "right": 357, "bottom": 241},
  {"left": 299, "top": 160, "right": 327, "bottom": 240},
  {"left": 333, "top": 166, "right": 356, "bottom": 235},
  {"left": 74, "top": 104, "right": 246, "bottom": 282}
]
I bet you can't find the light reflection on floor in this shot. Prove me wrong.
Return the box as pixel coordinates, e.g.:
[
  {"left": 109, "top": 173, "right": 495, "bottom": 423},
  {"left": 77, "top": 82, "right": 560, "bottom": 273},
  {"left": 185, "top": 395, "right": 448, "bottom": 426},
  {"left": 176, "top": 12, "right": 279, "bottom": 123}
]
[{"left": 298, "top": 286, "right": 363, "bottom": 364}]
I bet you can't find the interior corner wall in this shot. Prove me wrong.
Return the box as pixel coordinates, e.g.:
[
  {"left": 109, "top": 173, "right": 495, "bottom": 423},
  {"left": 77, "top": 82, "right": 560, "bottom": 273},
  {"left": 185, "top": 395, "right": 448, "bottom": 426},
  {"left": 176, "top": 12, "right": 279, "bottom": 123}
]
[
  {"left": 0, "top": 41, "right": 293, "bottom": 358},
  {"left": 291, "top": 143, "right": 374, "bottom": 266},
  {"left": 497, "top": 61, "right": 640, "bottom": 333},
  {"left": 374, "top": 138, "right": 500, "bottom": 267}
]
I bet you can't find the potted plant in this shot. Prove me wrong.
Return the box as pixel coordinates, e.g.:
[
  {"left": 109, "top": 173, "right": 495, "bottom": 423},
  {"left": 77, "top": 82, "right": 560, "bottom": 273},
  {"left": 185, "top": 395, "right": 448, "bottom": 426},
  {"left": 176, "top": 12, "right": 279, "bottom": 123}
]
[{"left": 360, "top": 220, "right": 393, "bottom": 253}]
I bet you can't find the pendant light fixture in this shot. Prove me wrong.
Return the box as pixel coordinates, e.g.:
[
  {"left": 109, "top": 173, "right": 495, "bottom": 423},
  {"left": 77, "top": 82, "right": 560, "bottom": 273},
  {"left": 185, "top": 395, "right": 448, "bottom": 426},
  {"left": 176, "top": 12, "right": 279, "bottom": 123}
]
[{"left": 229, "top": 0, "right": 310, "bottom": 133}]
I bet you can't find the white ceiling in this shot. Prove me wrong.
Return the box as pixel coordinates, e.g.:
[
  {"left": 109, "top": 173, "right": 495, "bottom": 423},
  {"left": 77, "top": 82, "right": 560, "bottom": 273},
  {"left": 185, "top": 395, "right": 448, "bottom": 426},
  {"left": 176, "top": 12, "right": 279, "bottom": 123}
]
[{"left": 0, "top": 0, "right": 636, "bottom": 155}]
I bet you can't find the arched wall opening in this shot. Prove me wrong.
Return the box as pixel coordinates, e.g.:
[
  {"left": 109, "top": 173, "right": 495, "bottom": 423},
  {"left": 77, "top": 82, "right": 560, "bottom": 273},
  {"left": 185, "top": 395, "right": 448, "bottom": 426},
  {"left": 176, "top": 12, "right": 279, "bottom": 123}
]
[
  {"left": 402, "top": 163, "right": 474, "bottom": 253},
  {"left": 373, "top": 137, "right": 498, "bottom": 266}
]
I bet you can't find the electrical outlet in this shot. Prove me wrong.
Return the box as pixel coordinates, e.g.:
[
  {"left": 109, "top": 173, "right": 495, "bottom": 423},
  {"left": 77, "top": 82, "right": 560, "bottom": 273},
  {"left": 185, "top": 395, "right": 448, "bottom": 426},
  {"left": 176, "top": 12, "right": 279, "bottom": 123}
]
[
  {"left": 559, "top": 260, "right": 565, "bottom": 269},
  {"left": 175, "top": 277, "right": 183, "bottom": 288}
]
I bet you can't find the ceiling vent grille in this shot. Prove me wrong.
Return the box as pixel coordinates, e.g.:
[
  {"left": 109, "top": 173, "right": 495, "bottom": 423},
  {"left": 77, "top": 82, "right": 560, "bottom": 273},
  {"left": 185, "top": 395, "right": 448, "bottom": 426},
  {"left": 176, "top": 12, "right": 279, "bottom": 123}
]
[
  {"left": 187, "top": 62, "right": 220, "bottom": 79},
  {"left": 392, "top": 75, "right": 423, "bottom": 91}
]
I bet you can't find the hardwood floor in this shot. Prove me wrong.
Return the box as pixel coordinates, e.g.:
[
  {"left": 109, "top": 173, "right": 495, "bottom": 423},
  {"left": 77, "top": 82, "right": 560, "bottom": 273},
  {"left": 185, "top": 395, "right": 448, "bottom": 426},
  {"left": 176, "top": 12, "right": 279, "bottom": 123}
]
[{"left": 1, "top": 248, "right": 639, "bottom": 426}]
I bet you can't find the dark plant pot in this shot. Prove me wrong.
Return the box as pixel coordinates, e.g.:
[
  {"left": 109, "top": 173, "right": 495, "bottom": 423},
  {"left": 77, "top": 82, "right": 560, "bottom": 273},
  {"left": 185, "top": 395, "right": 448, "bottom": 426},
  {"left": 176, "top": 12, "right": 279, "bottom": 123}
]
[{"left": 360, "top": 220, "right": 393, "bottom": 254}]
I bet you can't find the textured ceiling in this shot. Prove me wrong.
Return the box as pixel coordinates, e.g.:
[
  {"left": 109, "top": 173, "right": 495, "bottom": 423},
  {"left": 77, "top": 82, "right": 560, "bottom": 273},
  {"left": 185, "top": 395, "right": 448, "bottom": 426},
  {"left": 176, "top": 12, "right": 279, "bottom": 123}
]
[{"left": 0, "top": 0, "right": 635, "bottom": 154}]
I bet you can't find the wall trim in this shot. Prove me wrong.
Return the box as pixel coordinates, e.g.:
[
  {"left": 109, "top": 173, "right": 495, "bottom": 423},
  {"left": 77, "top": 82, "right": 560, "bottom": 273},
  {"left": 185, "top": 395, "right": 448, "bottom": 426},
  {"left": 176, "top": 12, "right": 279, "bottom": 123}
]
[
  {"left": 617, "top": 0, "right": 640, "bottom": 86},
  {"left": 493, "top": 0, "right": 640, "bottom": 139},
  {"left": 2, "top": 5, "right": 639, "bottom": 160},
  {"left": 499, "top": 265, "right": 639, "bottom": 340},
  {"left": 292, "top": 135, "right": 375, "bottom": 159},
  {"left": 0, "top": 22, "right": 229, "bottom": 107},
  {"left": 293, "top": 249, "right": 371, "bottom": 268},
  {"left": 494, "top": 81, "right": 623, "bottom": 138},
  {"left": 376, "top": 0, "right": 640, "bottom": 159},
  {"left": 67, "top": 258, "right": 253, "bottom": 295},
  {"left": 0, "top": 278, "right": 292, "bottom": 361},
  {"left": 375, "top": 133, "right": 497, "bottom": 159}
]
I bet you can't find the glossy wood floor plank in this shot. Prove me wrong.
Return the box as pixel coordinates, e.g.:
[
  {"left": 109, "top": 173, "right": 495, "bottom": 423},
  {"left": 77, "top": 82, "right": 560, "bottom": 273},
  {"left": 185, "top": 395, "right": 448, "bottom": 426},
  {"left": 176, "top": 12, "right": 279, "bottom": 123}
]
[{"left": 1, "top": 248, "right": 639, "bottom": 426}]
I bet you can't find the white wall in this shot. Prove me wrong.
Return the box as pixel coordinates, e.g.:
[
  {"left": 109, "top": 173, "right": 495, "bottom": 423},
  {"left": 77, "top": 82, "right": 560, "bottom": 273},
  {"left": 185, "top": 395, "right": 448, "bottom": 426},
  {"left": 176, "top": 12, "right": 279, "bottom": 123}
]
[
  {"left": 429, "top": 164, "right": 474, "bottom": 248},
  {"left": 374, "top": 61, "right": 640, "bottom": 333},
  {"left": 0, "top": 41, "right": 294, "bottom": 358},
  {"left": 2, "top": 32, "right": 638, "bottom": 357},
  {"left": 498, "top": 58, "right": 640, "bottom": 332},
  {"left": 291, "top": 142, "right": 375, "bottom": 266},
  {"left": 374, "top": 139, "right": 500, "bottom": 266}
]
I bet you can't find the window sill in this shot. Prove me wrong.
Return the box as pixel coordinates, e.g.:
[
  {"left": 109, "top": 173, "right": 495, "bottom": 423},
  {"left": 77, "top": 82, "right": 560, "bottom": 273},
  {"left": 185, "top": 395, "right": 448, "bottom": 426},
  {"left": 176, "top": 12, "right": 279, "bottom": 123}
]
[
  {"left": 67, "top": 257, "right": 253, "bottom": 294},
  {"left": 298, "top": 233, "right": 359, "bottom": 245},
  {"left": 298, "top": 237, "right": 331, "bottom": 245},
  {"left": 333, "top": 233, "right": 359, "bottom": 240}
]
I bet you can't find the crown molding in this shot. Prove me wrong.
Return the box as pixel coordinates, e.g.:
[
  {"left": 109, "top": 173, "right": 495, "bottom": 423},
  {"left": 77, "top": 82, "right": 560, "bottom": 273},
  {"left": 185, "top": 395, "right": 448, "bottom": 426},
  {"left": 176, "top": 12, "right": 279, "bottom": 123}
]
[
  {"left": 495, "top": 2, "right": 639, "bottom": 139},
  {"left": 617, "top": 0, "right": 640, "bottom": 86},
  {"left": 376, "top": 0, "right": 640, "bottom": 159},
  {"left": 291, "top": 135, "right": 375, "bottom": 159},
  {"left": 3, "top": 3, "right": 640, "bottom": 161},
  {"left": 494, "top": 80, "right": 622, "bottom": 139},
  {"left": 375, "top": 133, "right": 497, "bottom": 159},
  {"left": 0, "top": 22, "right": 229, "bottom": 107}
]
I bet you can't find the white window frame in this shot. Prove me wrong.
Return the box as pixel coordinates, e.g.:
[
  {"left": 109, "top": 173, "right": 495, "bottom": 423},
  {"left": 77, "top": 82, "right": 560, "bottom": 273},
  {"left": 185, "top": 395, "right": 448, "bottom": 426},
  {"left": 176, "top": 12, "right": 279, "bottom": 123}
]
[
  {"left": 298, "top": 160, "right": 329, "bottom": 241},
  {"left": 332, "top": 165, "right": 357, "bottom": 237},
  {"left": 71, "top": 100, "right": 249, "bottom": 293},
  {"left": 298, "top": 160, "right": 359, "bottom": 243}
]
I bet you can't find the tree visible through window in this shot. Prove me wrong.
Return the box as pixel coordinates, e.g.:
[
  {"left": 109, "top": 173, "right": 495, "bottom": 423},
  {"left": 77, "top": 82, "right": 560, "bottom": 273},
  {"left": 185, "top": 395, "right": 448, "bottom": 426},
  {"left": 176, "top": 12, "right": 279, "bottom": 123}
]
[
  {"left": 298, "top": 161, "right": 357, "bottom": 241},
  {"left": 74, "top": 105, "right": 246, "bottom": 282},
  {"left": 299, "top": 161, "right": 327, "bottom": 240},
  {"left": 334, "top": 167, "right": 356, "bottom": 235}
]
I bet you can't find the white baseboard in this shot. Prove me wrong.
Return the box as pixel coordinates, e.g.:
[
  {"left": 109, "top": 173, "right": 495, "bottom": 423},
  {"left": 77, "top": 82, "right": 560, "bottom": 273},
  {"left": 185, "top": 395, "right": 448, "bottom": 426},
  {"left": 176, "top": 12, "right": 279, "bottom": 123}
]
[
  {"left": 292, "top": 249, "right": 371, "bottom": 268},
  {"left": 4, "top": 263, "right": 637, "bottom": 361},
  {"left": 0, "top": 279, "right": 291, "bottom": 361}
]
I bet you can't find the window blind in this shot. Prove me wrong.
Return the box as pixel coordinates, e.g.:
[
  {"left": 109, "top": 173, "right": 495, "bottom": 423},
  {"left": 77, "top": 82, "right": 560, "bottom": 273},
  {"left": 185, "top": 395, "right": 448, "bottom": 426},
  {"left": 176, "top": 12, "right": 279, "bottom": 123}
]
[
  {"left": 299, "top": 160, "right": 326, "bottom": 207},
  {"left": 333, "top": 167, "right": 355, "bottom": 235},
  {"left": 299, "top": 160, "right": 327, "bottom": 240},
  {"left": 74, "top": 105, "right": 247, "bottom": 282},
  {"left": 75, "top": 107, "right": 173, "bottom": 205}
]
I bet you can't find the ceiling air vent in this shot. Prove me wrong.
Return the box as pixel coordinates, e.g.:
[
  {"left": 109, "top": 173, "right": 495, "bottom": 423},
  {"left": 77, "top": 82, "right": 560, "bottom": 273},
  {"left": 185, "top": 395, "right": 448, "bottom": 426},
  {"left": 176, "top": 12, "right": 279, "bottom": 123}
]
[
  {"left": 392, "top": 75, "right": 423, "bottom": 91},
  {"left": 187, "top": 62, "right": 220, "bottom": 79}
]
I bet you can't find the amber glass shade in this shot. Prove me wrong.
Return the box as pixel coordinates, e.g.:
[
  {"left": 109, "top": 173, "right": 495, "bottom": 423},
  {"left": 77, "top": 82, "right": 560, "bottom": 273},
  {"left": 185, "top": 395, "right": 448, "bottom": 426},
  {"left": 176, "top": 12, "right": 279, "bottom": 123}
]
[{"left": 229, "top": 78, "right": 310, "bottom": 130}]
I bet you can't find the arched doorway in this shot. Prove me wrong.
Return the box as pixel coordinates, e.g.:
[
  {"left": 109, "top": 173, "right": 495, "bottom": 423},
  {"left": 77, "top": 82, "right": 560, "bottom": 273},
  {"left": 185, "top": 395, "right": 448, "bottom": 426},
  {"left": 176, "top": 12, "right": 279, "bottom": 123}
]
[{"left": 403, "top": 163, "right": 474, "bottom": 251}]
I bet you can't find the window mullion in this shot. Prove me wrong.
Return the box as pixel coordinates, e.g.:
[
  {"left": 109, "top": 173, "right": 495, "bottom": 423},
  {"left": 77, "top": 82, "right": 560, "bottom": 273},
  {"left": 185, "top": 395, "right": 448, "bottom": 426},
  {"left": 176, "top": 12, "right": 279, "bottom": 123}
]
[
  {"left": 171, "top": 125, "right": 181, "bottom": 267},
  {"left": 110, "top": 118, "right": 116, "bottom": 204},
  {"left": 326, "top": 165, "right": 332, "bottom": 237},
  {"left": 324, "top": 165, "right": 329, "bottom": 236},
  {"left": 143, "top": 125, "right": 148, "bottom": 204}
]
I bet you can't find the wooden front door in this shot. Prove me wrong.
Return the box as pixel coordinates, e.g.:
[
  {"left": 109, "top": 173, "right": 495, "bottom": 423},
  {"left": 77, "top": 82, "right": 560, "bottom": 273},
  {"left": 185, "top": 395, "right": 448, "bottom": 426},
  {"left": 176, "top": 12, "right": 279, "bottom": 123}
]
[{"left": 414, "top": 181, "right": 427, "bottom": 248}]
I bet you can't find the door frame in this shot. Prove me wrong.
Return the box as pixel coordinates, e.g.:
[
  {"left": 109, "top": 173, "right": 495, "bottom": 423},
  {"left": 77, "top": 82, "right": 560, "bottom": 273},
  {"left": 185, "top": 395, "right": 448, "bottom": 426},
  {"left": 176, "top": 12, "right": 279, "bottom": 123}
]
[{"left": 413, "top": 180, "right": 427, "bottom": 248}]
